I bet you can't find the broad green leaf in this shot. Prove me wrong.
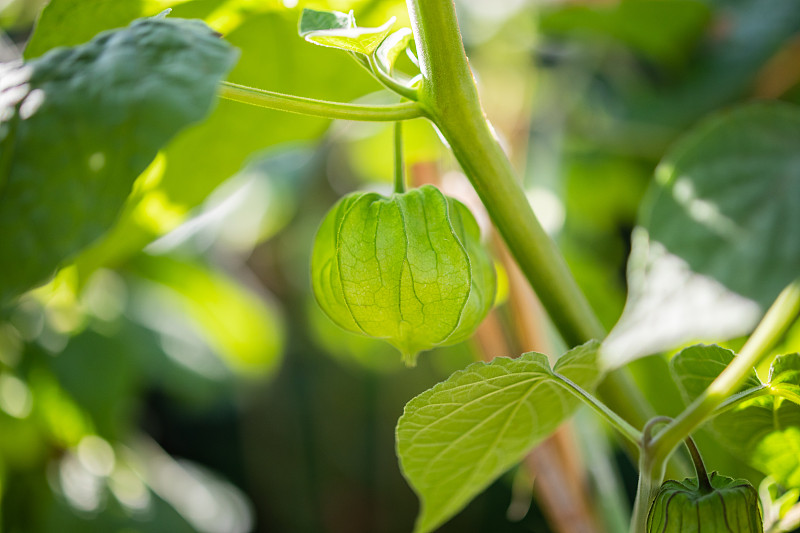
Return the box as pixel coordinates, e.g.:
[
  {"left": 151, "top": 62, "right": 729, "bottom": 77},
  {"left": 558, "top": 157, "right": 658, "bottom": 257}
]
[
  {"left": 298, "top": 7, "right": 352, "bottom": 35},
  {"left": 397, "top": 341, "right": 602, "bottom": 533},
  {"left": 71, "top": 9, "right": 381, "bottom": 282},
  {"left": 299, "top": 8, "right": 395, "bottom": 55},
  {"left": 0, "top": 16, "right": 238, "bottom": 305},
  {"left": 376, "top": 27, "right": 413, "bottom": 73},
  {"left": 604, "top": 103, "right": 800, "bottom": 367},
  {"left": 311, "top": 185, "right": 496, "bottom": 365},
  {"left": 671, "top": 346, "right": 800, "bottom": 488},
  {"left": 24, "top": 0, "right": 187, "bottom": 59},
  {"left": 130, "top": 254, "right": 284, "bottom": 377},
  {"left": 670, "top": 344, "right": 760, "bottom": 400},
  {"left": 646, "top": 103, "right": 800, "bottom": 308}
]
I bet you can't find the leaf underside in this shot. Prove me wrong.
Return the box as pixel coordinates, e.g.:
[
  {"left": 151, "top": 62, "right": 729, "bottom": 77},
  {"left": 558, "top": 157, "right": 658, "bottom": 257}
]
[
  {"left": 605, "top": 103, "right": 800, "bottom": 367},
  {"left": 671, "top": 345, "right": 800, "bottom": 488},
  {"left": 397, "top": 341, "right": 602, "bottom": 533}
]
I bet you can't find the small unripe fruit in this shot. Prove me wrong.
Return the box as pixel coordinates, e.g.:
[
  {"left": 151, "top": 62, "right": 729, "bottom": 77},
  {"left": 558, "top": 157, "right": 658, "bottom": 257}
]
[
  {"left": 647, "top": 472, "right": 763, "bottom": 533},
  {"left": 311, "top": 185, "right": 496, "bottom": 366}
]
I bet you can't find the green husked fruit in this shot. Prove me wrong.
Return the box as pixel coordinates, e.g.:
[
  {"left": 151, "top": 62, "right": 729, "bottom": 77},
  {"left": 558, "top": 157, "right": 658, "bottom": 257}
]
[
  {"left": 647, "top": 473, "right": 763, "bottom": 532},
  {"left": 311, "top": 184, "right": 496, "bottom": 366}
]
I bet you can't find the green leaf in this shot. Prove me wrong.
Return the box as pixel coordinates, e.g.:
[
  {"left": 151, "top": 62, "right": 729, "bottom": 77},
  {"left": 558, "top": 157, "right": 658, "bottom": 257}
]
[
  {"left": 298, "top": 8, "right": 352, "bottom": 35},
  {"left": 298, "top": 8, "right": 394, "bottom": 55},
  {"left": 670, "top": 346, "right": 800, "bottom": 488},
  {"left": 604, "top": 103, "right": 800, "bottom": 367},
  {"left": 71, "top": 9, "right": 382, "bottom": 282},
  {"left": 376, "top": 28, "right": 413, "bottom": 73},
  {"left": 670, "top": 344, "right": 760, "bottom": 400},
  {"left": 770, "top": 353, "right": 800, "bottom": 404},
  {"left": 24, "top": 0, "right": 171, "bottom": 59},
  {"left": 0, "top": 16, "right": 238, "bottom": 305},
  {"left": 311, "top": 185, "right": 496, "bottom": 365},
  {"left": 397, "top": 341, "right": 602, "bottom": 533}
]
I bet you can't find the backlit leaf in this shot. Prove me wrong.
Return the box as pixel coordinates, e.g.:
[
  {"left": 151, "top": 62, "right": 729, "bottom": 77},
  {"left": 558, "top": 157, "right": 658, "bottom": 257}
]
[
  {"left": 0, "top": 16, "right": 238, "bottom": 304},
  {"left": 604, "top": 103, "right": 800, "bottom": 367},
  {"left": 299, "top": 8, "right": 394, "bottom": 55},
  {"left": 671, "top": 345, "right": 800, "bottom": 488},
  {"left": 397, "top": 341, "right": 602, "bottom": 533}
]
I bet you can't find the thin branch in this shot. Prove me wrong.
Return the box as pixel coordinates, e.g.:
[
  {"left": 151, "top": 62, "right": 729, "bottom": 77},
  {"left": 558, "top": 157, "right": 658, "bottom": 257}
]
[{"left": 218, "top": 82, "right": 424, "bottom": 122}]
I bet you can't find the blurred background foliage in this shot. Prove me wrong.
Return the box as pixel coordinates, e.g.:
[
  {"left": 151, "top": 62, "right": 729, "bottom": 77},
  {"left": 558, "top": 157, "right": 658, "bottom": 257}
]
[{"left": 1, "top": 0, "right": 800, "bottom": 531}]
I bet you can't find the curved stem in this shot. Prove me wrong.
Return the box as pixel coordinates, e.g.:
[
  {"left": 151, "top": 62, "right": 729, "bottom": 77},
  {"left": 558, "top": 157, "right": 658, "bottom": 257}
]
[
  {"left": 368, "top": 53, "right": 419, "bottom": 101},
  {"left": 393, "top": 121, "right": 406, "bottom": 193},
  {"left": 218, "top": 82, "right": 423, "bottom": 121},
  {"left": 713, "top": 384, "right": 770, "bottom": 415},
  {"left": 405, "top": 0, "right": 659, "bottom": 447},
  {"left": 630, "top": 417, "right": 672, "bottom": 533},
  {"left": 649, "top": 279, "right": 800, "bottom": 474},
  {"left": 684, "top": 435, "right": 712, "bottom": 494},
  {"left": 642, "top": 417, "right": 672, "bottom": 447}
]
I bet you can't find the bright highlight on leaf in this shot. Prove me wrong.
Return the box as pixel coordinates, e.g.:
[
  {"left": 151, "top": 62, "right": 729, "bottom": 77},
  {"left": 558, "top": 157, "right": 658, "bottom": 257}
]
[
  {"left": 298, "top": 8, "right": 395, "bottom": 55},
  {"left": 311, "top": 185, "right": 495, "bottom": 365},
  {"left": 671, "top": 345, "right": 800, "bottom": 488},
  {"left": 0, "top": 16, "right": 238, "bottom": 305},
  {"left": 604, "top": 103, "right": 800, "bottom": 368},
  {"left": 396, "top": 341, "right": 603, "bottom": 533}
]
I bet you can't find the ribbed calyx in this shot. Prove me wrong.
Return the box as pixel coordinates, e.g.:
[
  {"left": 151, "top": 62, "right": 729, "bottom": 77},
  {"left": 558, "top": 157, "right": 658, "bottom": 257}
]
[
  {"left": 647, "top": 472, "right": 763, "bottom": 533},
  {"left": 311, "top": 185, "right": 496, "bottom": 366}
]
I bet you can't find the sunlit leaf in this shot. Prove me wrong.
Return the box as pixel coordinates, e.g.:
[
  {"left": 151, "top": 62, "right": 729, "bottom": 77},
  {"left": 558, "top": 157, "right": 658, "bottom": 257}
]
[
  {"left": 671, "top": 345, "right": 800, "bottom": 488},
  {"left": 397, "top": 341, "right": 602, "bottom": 533},
  {"left": 604, "top": 103, "right": 800, "bottom": 368},
  {"left": 299, "top": 8, "right": 394, "bottom": 55},
  {"left": 73, "top": 10, "right": 381, "bottom": 281},
  {"left": 0, "top": 17, "right": 238, "bottom": 305}
]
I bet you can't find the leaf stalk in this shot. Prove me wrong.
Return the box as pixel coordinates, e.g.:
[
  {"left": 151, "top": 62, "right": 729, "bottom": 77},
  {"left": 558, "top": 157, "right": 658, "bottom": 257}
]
[{"left": 218, "top": 81, "right": 423, "bottom": 121}]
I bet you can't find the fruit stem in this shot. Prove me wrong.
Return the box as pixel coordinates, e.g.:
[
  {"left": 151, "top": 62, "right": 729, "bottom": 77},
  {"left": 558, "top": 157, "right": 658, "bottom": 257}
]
[{"left": 684, "top": 435, "right": 713, "bottom": 494}]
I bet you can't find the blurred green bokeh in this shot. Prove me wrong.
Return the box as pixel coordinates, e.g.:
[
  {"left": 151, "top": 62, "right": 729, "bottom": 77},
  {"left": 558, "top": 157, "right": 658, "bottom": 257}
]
[{"left": 2, "top": 0, "right": 800, "bottom": 531}]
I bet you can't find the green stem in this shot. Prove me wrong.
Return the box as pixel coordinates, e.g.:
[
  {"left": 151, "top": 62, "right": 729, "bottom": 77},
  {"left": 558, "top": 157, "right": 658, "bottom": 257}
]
[
  {"left": 713, "top": 385, "right": 770, "bottom": 416},
  {"left": 553, "top": 373, "right": 642, "bottom": 446},
  {"left": 394, "top": 121, "right": 406, "bottom": 193},
  {"left": 772, "top": 386, "right": 800, "bottom": 406},
  {"left": 683, "top": 435, "right": 712, "bottom": 494},
  {"left": 406, "top": 0, "right": 600, "bottom": 348},
  {"left": 405, "top": 0, "right": 658, "bottom": 449},
  {"left": 368, "top": 54, "right": 419, "bottom": 101},
  {"left": 649, "top": 279, "right": 800, "bottom": 474},
  {"left": 630, "top": 417, "right": 672, "bottom": 533},
  {"left": 218, "top": 82, "right": 423, "bottom": 121}
]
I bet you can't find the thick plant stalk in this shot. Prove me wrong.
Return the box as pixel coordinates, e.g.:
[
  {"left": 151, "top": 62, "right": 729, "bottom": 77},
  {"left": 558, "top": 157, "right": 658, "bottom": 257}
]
[
  {"left": 404, "top": 0, "right": 656, "bottom": 452},
  {"left": 414, "top": 161, "right": 603, "bottom": 533}
]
